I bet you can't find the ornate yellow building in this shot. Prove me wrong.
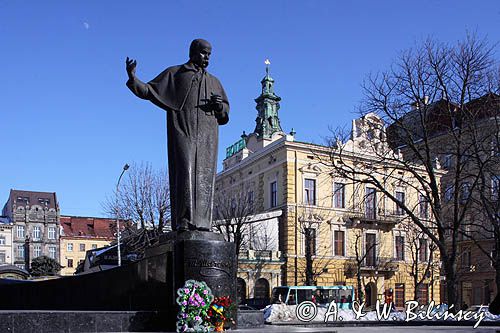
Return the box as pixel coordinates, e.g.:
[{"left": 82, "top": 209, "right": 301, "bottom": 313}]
[{"left": 215, "top": 66, "right": 441, "bottom": 307}]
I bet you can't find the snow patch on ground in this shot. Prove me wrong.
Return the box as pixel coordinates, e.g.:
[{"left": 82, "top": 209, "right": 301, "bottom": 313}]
[{"left": 263, "top": 304, "right": 500, "bottom": 323}]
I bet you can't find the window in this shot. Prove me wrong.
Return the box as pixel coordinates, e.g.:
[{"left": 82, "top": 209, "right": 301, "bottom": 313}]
[
  {"left": 247, "top": 191, "right": 254, "bottom": 212},
  {"left": 365, "top": 187, "right": 377, "bottom": 219},
  {"left": 367, "top": 129, "right": 375, "bottom": 140},
  {"left": 16, "top": 225, "right": 25, "bottom": 239},
  {"left": 492, "top": 175, "right": 499, "bottom": 201},
  {"left": 0, "top": 236, "right": 5, "bottom": 245},
  {"left": 92, "top": 244, "right": 98, "bottom": 250},
  {"left": 38, "top": 198, "right": 50, "bottom": 205},
  {"left": 333, "top": 183, "right": 345, "bottom": 208},
  {"left": 214, "top": 205, "right": 220, "bottom": 220},
  {"left": 32, "top": 226, "right": 41, "bottom": 240},
  {"left": 461, "top": 282, "right": 472, "bottom": 307},
  {"left": 417, "top": 284, "right": 429, "bottom": 304},
  {"left": 304, "top": 228, "right": 316, "bottom": 256},
  {"left": 419, "top": 239, "right": 428, "bottom": 262},
  {"left": 17, "top": 245, "right": 24, "bottom": 259},
  {"left": 79, "top": 259, "right": 85, "bottom": 266},
  {"left": 270, "top": 181, "right": 277, "bottom": 208},
  {"left": 304, "top": 178, "right": 316, "bottom": 205},
  {"left": 442, "top": 154, "right": 452, "bottom": 169},
  {"left": 460, "top": 182, "right": 471, "bottom": 204},
  {"left": 365, "top": 233, "right": 377, "bottom": 266},
  {"left": 16, "top": 196, "right": 29, "bottom": 204},
  {"left": 0, "top": 251, "right": 5, "bottom": 263},
  {"left": 334, "top": 230, "right": 345, "bottom": 256},
  {"left": 48, "top": 227, "right": 56, "bottom": 240},
  {"left": 492, "top": 137, "right": 500, "bottom": 156},
  {"left": 395, "top": 235, "right": 405, "bottom": 261},
  {"left": 444, "top": 184, "right": 454, "bottom": 202},
  {"left": 395, "top": 283, "right": 405, "bottom": 308},
  {"left": 48, "top": 246, "right": 56, "bottom": 259},
  {"left": 460, "top": 224, "right": 472, "bottom": 241},
  {"left": 67, "top": 243, "right": 73, "bottom": 252},
  {"left": 33, "top": 244, "right": 41, "bottom": 258},
  {"left": 461, "top": 248, "right": 471, "bottom": 268},
  {"left": 67, "top": 259, "right": 74, "bottom": 268},
  {"left": 79, "top": 244, "right": 86, "bottom": 252},
  {"left": 419, "top": 195, "right": 429, "bottom": 219},
  {"left": 395, "top": 191, "right": 405, "bottom": 215}
]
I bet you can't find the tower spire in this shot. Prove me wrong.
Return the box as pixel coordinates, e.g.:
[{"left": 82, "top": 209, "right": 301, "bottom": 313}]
[{"left": 253, "top": 59, "right": 283, "bottom": 138}]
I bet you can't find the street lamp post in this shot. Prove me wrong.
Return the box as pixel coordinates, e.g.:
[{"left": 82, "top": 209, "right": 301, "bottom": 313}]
[{"left": 116, "top": 163, "right": 129, "bottom": 266}]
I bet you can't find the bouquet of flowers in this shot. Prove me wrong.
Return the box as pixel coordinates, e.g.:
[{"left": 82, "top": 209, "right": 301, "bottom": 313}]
[
  {"left": 207, "top": 296, "right": 236, "bottom": 332},
  {"left": 176, "top": 280, "right": 213, "bottom": 333}
]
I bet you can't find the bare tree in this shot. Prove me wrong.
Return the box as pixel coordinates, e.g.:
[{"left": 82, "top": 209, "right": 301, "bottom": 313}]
[
  {"left": 344, "top": 232, "right": 373, "bottom": 303},
  {"left": 103, "top": 162, "right": 170, "bottom": 232},
  {"left": 400, "top": 222, "right": 438, "bottom": 301},
  {"left": 299, "top": 214, "right": 323, "bottom": 286},
  {"left": 213, "top": 191, "right": 254, "bottom": 257},
  {"left": 296, "top": 206, "right": 335, "bottom": 286},
  {"left": 325, "top": 34, "right": 499, "bottom": 309},
  {"left": 248, "top": 217, "right": 278, "bottom": 252}
]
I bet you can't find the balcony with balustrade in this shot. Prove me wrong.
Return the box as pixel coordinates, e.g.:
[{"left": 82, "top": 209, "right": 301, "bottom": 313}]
[
  {"left": 361, "top": 256, "right": 399, "bottom": 277},
  {"left": 346, "top": 206, "right": 403, "bottom": 230}
]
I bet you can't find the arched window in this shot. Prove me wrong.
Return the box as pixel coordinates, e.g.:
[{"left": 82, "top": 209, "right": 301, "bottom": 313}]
[
  {"left": 237, "top": 278, "right": 246, "bottom": 304},
  {"left": 254, "top": 278, "right": 270, "bottom": 300}
]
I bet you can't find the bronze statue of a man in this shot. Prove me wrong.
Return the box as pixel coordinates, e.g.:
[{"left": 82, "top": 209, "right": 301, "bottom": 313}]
[{"left": 126, "top": 39, "right": 229, "bottom": 231}]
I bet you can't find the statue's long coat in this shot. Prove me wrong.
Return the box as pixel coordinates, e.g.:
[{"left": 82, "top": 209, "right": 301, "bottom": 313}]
[{"left": 127, "top": 62, "right": 229, "bottom": 230}]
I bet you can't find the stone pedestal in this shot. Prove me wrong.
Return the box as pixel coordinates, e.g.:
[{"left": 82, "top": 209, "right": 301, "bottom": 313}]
[
  {"left": 173, "top": 232, "right": 236, "bottom": 298},
  {"left": 161, "top": 230, "right": 237, "bottom": 329}
]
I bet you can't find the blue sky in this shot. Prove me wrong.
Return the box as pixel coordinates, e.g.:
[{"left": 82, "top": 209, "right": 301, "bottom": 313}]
[{"left": 1, "top": 0, "right": 499, "bottom": 216}]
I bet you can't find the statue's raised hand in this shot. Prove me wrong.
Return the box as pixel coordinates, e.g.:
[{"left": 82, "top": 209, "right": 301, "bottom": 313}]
[{"left": 126, "top": 57, "right": 137, "bottom": 80}]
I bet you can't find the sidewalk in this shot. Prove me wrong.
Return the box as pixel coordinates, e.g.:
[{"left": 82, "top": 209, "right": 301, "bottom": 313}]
[{"left": 230, "top": 325, "right": 500, "bottom": 332}]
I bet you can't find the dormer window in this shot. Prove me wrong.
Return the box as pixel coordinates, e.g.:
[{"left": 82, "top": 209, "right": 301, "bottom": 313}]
[
  {"left": 16, "top": 196, "right": 29, "bottom": 204},
  {"left": 38, "top": 198, "right": 50, "bottom": 205}
]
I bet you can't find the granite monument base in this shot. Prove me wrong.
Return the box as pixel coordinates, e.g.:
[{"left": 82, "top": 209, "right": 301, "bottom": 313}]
[{"left": 160, "top": 230, "right": 237, "bottom": 330}]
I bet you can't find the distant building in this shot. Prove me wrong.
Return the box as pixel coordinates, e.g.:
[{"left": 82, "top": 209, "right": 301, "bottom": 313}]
[
  {"left": 59, "top": 215, "right": 117, "bottom": 275},
  {"left": 0, "top": 217, "right": 13, "bottom": 265},
  {"left": 389, "top": 94, "right": 500, "bottom": 306},
  {"left": 2, "top": 189, "right": 60, "bottom": 270}
]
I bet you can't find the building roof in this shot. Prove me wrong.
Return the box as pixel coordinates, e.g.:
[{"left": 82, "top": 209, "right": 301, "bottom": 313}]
[
  {"left": 0, "top": 216, "right": 11, "bottom": 225},
  {"left": 6, "top": 189, "right": 58, "bottom": 210},
  {"left": 60, "top": 215, "right": 120, "bottom": 240},
  {"left": 387, "top": 93, "right": 500, "bottom": 147}
]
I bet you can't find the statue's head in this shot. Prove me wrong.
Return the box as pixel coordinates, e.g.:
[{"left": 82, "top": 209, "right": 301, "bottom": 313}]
[{"left": 189, "top": 39, "right": 212, "bottom": 69}]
